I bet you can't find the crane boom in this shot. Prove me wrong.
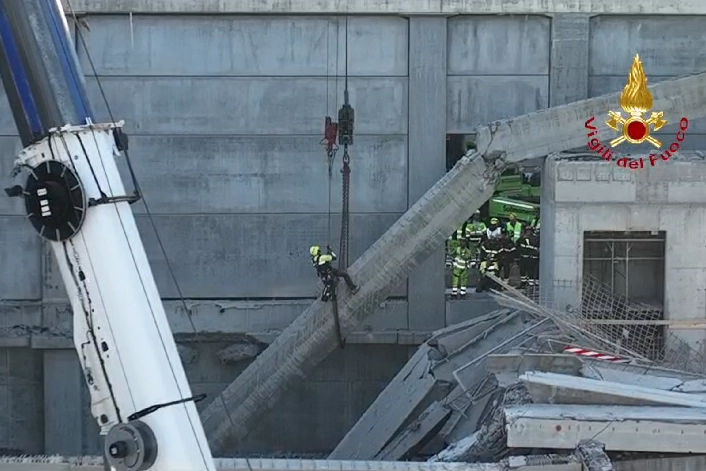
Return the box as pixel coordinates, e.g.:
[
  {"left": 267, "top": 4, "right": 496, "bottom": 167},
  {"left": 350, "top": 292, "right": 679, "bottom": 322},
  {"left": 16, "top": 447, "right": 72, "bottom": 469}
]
[{"left": 0, "top": 1, "right": 215, "bottom": 470}]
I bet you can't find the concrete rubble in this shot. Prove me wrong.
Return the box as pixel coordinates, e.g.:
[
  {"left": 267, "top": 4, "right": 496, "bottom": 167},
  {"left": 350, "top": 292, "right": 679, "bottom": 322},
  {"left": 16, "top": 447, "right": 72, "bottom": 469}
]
[{"left": 325, "top": 278, "right": 706, "bottom": 469}]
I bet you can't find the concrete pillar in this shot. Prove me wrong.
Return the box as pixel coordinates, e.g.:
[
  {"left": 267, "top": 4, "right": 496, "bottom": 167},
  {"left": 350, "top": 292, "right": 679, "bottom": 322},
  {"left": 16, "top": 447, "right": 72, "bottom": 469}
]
[
  {"left": 549, "top": 14, "right": 591, "bottom": 107},
  {"left": 407, "top": 17, "right": 448, "bottom": 330},
  {"left": 43, "top": 349, "right": 83, "bottom": 455}
]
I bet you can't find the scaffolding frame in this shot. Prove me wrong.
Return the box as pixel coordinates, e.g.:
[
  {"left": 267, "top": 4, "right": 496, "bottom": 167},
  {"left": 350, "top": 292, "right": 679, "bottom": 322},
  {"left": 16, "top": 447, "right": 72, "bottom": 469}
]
[{"left": 583, "top": 232, "right": 666, "bottom": 305}]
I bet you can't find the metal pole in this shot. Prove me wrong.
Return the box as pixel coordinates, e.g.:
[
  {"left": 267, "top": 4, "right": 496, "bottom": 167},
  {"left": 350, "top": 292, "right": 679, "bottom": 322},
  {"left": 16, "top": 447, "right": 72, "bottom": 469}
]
[{"left": 0, "top": 0, "right": 93, "bottom": 145}]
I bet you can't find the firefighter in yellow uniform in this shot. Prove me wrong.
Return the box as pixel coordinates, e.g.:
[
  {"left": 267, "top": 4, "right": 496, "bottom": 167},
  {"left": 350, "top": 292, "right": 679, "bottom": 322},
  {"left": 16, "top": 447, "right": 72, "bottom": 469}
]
[
  {"left": 465, "top": 210, "right": 486, "bottom": 267},
  {"left": 446, "top": 221, "right": 469, "bottom": 268},
  {"left": 451, "top": 239, "right": 473, "bottom": 298}
]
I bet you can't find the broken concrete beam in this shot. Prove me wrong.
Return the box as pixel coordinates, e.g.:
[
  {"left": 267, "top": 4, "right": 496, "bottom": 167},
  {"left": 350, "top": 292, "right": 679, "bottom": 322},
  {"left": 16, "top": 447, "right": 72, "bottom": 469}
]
[
  {"left": 434, "top": 383, "right": 532, "bottom": 462},
  {"left": 580, "top": 363, "right": 706, "bottom": 394},
  {"left": 0, "top": 456, "right": 511, "bottom": 471},
  {"left": 427, "top": 309, "right": 512, "bottom": 354},
  {"left": 505, "top": 405, "right": 706, "bottom": 453},
  {"left": 575, "top": 440, "right": 613, "bottom": 471},
  {"left": 200, "top": 153, "right": 498, "bottom": 453},
  {"left": 476, "top": 71, "right": 706, "bottom": 163},
  {"left": 487, "top": 354, "right": 583, "bottom": 387},
  {"left": 216, "top": 343, "right": 262, "bottom": 364},
  {"left": 374, "top": 401, "right": 451, "bottom": 461},
  {"left": 520, "top": 371, "right": 706, "bottom": 407},
  {"left": 329, "top": 345, "right": 436, "bottom": 459}
]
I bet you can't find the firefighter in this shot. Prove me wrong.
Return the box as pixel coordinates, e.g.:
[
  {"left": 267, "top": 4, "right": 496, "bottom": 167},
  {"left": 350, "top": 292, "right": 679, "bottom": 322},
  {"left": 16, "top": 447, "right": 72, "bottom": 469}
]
[
  {"left": 476, "top": 237, "right": 500, "bottom": 293},
  {"left": 486, "top": 217, "right": 502, "bottom": 239},
  {"left": 310, "top": 245, "right": 359, "bottom": 295},
  {"left": 446, "top": 220, "right": 470, "bottom": 268},
  {"left": 530, "top": 208, "right": 540, "bottom": 234},
  {"left": 497, "top": 233, "right": 516, "bottom": 283},
  {"left": 506, "top": 213, "right": 523, "bottom": 243},
  {"left": 451, "top": 239, "right": 473, "bottom": 298},
  {"left": 528, "top": 230, "right": 540, "bottom": 286},
  {"left": 465, "top": 210, "right": 486, "bottom": 266},
  {"left": 518, "top": 227, "right": 537, "bottom": 287}
]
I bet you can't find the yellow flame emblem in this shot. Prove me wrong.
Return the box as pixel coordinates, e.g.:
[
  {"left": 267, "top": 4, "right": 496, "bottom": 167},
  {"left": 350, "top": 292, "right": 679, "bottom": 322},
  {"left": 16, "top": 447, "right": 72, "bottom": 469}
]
[{"left": 606, "top": 54, "right": 667, "bottom": 148}]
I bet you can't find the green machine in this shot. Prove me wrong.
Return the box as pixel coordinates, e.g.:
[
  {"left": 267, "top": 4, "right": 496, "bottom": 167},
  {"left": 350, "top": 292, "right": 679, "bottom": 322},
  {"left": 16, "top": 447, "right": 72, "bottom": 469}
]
[
  {"left": 488, "top": 197, "right": 539, "bottom": 224},
  {"left": 488, "top": 168, "right": 541, "bottom": 223}
]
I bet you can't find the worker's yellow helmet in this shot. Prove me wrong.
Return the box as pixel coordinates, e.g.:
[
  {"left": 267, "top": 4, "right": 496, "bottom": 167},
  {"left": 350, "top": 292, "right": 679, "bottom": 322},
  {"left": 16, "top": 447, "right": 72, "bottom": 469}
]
[
  {"left": 509, "top": 213, "right": 516, "bottom": 218},
  {"left": 490, "top": 217, "right": 499, "bottom": 224},
  {"left": 310, "top": 245, "right": 321, "bottom": 256}
]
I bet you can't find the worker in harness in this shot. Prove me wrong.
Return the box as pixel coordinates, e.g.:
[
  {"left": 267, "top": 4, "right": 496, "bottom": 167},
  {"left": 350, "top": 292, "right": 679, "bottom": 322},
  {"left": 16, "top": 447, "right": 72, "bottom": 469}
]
[
  {"left": 506, "top": 213, "right": 523, "bottom": 243},
  {"left": 310, "top": 245, "right": 359, "bottom": 300},
  {"left": 476, "top": 236, "right": 501, "bottom": 293},
  {"left": 465, "top": 210, "right": 486, "bottom": 266},
  {"left": 486, "top": 217, "right": 502, "bottom": 239},
  {"left": 451, "top": 238, "right": 473, "bottom": 298}
]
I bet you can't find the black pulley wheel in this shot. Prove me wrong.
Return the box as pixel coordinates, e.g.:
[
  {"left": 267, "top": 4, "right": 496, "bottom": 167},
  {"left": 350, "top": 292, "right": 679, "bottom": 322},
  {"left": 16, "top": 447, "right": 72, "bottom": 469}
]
[{"left": 23, "top": 160, "right": 86, "bottom": 241}]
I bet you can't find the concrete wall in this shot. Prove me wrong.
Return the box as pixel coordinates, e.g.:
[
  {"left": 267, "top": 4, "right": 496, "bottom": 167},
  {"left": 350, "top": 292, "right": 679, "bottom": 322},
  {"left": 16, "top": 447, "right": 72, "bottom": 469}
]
[
  {"left": 540, "top": 157, "right": 706, "bottom": 348},
  {"left": 0, "top": 11, "right": 705, "bottom": 456}
]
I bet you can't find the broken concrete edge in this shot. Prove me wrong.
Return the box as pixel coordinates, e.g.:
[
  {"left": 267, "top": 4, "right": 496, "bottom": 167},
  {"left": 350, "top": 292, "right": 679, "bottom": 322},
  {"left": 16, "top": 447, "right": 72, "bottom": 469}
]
[
  {"left": 504, "top": 404, "right": 706, "bottom": 423},
  {"left": 519, "top": 371, "right": 706, "bottom": 407},
  {"left": 476, "top": 72, "right": 706, "bottom": 163}
]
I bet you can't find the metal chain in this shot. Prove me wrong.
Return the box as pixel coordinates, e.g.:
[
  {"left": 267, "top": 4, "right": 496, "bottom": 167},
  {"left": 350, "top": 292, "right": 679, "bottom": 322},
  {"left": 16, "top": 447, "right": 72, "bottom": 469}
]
[{"left": 339, "top": 146, "right": 351, "bottom": 269}]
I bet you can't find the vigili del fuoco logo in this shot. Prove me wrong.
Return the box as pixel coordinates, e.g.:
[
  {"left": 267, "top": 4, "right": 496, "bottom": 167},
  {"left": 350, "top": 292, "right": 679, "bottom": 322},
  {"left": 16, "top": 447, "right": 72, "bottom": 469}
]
[{"left": 585, "top": 54, "right": 689, "bottom": 170}]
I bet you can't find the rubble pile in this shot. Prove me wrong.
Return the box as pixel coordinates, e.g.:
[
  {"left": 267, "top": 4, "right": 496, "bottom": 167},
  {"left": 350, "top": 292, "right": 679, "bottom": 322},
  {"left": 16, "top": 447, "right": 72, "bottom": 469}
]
[{"left": 328, "top": 276, "right": 706, "bottom": 469}]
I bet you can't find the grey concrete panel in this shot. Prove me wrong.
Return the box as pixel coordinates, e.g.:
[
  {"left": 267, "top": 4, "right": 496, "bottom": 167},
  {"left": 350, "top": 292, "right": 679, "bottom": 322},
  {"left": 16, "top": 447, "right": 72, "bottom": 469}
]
[
  {"left": 588, "top": 76, "right": 706, "bottom": 150},
  {"left": 85, "top": 76, "right": 408, "bottom": 136},
  {"left": 446, "top": 295, "right": 503, "bottom": 326},
  {"left": 173, "top": 299, "right": 409, "bottom": 334},
  {"left": 447, "top": 16, "right": 550, "bottom": 76},
  {"left": 60, "top": 0, "right": 706, "bottom": 15},
  {"left": 447, "top": 76, "right": 549, "bottom": 132},
  {"left": 78, "top": 15, "right": 409, "bottom": 77},
  {"left": 0, "top": 348, "right": 43, "bottom": 454},
  {"left": 589, "top": 16, "right": 706, "bottom": 76},
  {"left": 0, "top": 218, "right": 42, "bottom": 300},
  {"left": 43, "top": 350, "right": 83, "bottom": 455},
  {"left": 181, "top": 343, "right": 408, "bottom": 454},
  {"left": 549, "top": 14, "right": 590, "bottom": 106},
  {"left": 407, "top": 17, "right": 447, "bottom": 331},
  {"left": 136, "top": 213, "right": 404, "bottom": 298},
  {"left": 120, "top": 135, "right": 407, "bottom": 215}
]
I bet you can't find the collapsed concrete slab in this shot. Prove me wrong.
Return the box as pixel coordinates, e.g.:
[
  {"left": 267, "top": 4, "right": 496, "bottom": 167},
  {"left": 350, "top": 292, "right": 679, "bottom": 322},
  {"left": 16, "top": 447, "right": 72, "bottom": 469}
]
[
  {"left": 487, "top": 354, "right": 583, "bottom": 387},
  {"left": 200, "top": 70, "right": 706, "bottom": 452},
  {"left": 505, "top": 405, "right": 706, "bottom": 453},
  {"left": 520, "top": 371, "right": 706, "bottom": 407},
  {"left": 374, "top": 401, "right": 451, "bottom": 461},
  {"left": 331, "top": 310, "right": 524, "bottom": 460}
]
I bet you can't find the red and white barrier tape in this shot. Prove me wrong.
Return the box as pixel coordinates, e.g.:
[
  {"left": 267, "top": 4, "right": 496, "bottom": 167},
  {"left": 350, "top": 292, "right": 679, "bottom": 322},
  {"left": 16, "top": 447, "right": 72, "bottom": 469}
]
[{"left": 563, "top": 346, "right": 630, "bottom": 363}]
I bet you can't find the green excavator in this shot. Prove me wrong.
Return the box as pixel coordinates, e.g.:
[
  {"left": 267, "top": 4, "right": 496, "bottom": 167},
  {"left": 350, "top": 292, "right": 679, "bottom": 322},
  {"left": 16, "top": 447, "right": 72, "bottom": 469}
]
[{"left": 487, "top": 168, "right": 541, "bottom": 224}]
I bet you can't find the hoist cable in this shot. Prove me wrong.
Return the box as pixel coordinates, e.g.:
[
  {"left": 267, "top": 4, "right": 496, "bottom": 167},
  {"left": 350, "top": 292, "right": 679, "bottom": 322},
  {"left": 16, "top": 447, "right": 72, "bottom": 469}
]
[
  {"left": 64, "top": 2, "right": 223, "bottom": 465},
  {"left": 325, "top": 19, "right": 333, "bottom": 246},
  {"left": 338, "top": 15, "right": 351, "bottom": 270}
]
